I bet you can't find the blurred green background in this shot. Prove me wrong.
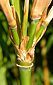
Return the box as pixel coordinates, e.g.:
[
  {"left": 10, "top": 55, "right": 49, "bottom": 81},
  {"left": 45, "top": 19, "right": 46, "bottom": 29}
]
[{"left": 0, "top": 1, "right": 53, "bottom": 85}]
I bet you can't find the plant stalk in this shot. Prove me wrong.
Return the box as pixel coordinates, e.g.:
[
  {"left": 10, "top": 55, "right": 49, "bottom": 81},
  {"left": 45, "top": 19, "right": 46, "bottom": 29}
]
[
  {"left": 22, "top": 0, "right": 29, "bottom": 37},
  {"left": 19, "top": 67, "right": 32, "bottom": 85},
  {"left": 11, "top": 0, "right": 21, "bottom": 23},
  {"left": 27, "top": 20, "right": 39, "bottom": 50},
  {"left": 11, "top": 26, "right": 19, "bottom": 46}
]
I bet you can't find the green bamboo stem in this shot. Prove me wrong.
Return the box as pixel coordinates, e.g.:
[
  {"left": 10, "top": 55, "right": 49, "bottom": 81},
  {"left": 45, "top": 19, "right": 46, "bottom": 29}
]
[
  {"left": 19, "top": 67, "right": 32, "bottom": 85},
  {"left": 22, "top": 0, "right": 29, "bottom": 37},
  {"left": 32, "top": 24, "right": 46, "bottom": 47},
  {"left": 27, "top": 20, "right": 39, "bottom": 50},
  {"left": 11, "top": 26, "right": 19, "bottom": 46},
  {"left": 11, "top": 0, "right": 21, "bottom": 23},
  {"left": 17, "top": 60, "right": 33, "bottom": 85}
]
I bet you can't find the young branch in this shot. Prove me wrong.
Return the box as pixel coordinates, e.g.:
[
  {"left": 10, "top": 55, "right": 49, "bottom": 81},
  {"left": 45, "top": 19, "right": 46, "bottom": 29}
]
[
  {"left": 0, "top": 0, "right": 19, "bottom": 46},
  {"left": 21, "top": 0, "right": 29, "bottom": 37},
  {"left": 0, "top": 0, "right": 16, "bottom": 27}
]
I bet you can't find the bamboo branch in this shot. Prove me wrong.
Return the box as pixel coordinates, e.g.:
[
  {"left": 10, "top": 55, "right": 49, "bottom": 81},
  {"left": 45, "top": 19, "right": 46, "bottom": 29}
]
[
  {"left": 11, "top": 0, "right": 21, "bottom": 23},
  {"left": 31, "top": 0, "right": 52, "bottom": 20},
  {"left": 27, "top": 0, "right": 52, "bottom": 50},
  {"left": 0, "top": 0, "right": 16, "bottom": 27},
  {"left": 32, "top": 5, "right": 53, "bottom": 48},
  {"left": 0, "top": 0, "right": 19, "bottom": 46},
  {"left": 21, "top": 0, "right": 29, "bottom": 37},
  {"left": 44, "top": 6, "right": 53, "bottom": 25},
  {"left": 27, "top": 20, "right": 39, "bottom": 50}
]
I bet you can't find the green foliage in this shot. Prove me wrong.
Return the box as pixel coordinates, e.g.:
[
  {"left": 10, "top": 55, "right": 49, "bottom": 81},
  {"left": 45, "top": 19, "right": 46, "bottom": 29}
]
[{"left": 0, "top": 0, "right": 53, "bottom": 85}]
